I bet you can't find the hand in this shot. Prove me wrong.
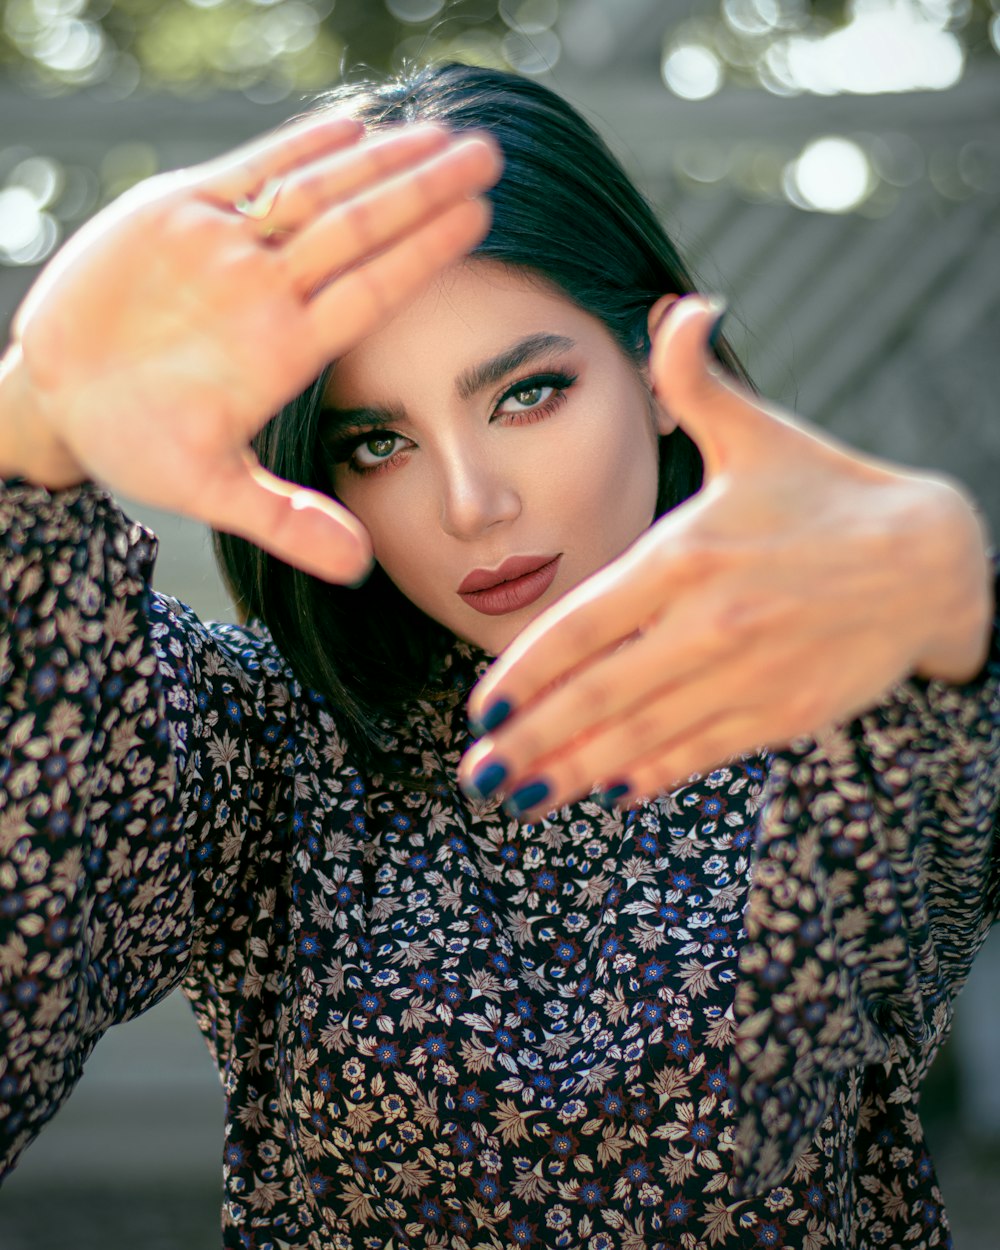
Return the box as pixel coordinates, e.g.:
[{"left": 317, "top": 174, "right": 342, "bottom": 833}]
[
  {"left": 459, "top": 295, "right": 993, "bottom": 817},
  {"left": 4, "top": 115, "right": 501, "bottom": 583}
]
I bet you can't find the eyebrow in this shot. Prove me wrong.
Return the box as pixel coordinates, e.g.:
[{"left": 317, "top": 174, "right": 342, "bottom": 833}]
[
  {"left": 321, "top": 332, "right": 578, "bottom": 437},
  {"left": 455, "top": 333, "right": 577, "bottom": 401}
]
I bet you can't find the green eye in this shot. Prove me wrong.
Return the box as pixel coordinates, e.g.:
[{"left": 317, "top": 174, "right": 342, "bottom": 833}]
[
  {"left": 513, "top": 385, "right": 544, "bottom": 406},
  {"left": 349, "top": 431, "right": 407, "bottom": 471}
]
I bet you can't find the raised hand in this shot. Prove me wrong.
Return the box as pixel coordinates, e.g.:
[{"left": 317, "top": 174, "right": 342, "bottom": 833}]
[
  {"left": 2, "top": 114, "right": 501, "bottom": 583},
  {"left": 459, "top": 295, "right": 993, "bottom": 818}
]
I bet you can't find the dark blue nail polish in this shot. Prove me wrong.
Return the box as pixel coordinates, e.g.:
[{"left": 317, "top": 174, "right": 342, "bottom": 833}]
[
  {"left": 707, "top": 304, "right": 728, "bottom": 352},
  {"left": 504, "top": 779, "right": 550, "bottom": 818},
  {"left": 468, "top": 760, "right": 508, "bottom": 801},
  {"left": 596, "top": 782, "right": 630, "bottom": 811},
  {"left": 468, "top": 698, "right": 513, "bottom": 738}
]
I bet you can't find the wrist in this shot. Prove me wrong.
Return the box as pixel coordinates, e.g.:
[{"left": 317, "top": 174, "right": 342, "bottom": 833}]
[
  {"left": 0, "top": 344, "right": 86, "bottom": 488},
  {"left": 913, "top": 482, "right": 994, "bottom": 684}
]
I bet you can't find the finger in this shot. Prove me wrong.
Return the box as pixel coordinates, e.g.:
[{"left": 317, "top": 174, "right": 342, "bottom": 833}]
[
  {"left": 283, "top": 135, "right": 502, "bottom": 297},
  {"left": 465, "top": 525, "right": 709, "bottom": 740},
  {"left": 196, "top": 113, "right": 366, "bottom": 204},
  {"left": 458, "top": 599, "right": 745, "bottom": 800},
  {"left": 465, "top": 658, "right": 752, "bottom": 818},
  {"left": 258, "top": 124, "right": 454, "bottom": 234},
  {"left": 304, "top": 197, "right": 494, "bottom": 360},
  {"left": 200, "top": 451, "right": 373, "bottom": 584},
  {"left": 650, "top": 294, "right": 823, "bottom": 478},
  {"left": 616, "top": 715, "right": 770, "bottom": 811}
]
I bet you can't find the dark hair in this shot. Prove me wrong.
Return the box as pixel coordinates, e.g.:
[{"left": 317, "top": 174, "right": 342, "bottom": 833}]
[{"left": 213, "top": 62, "right": 748, "bottom": 767}]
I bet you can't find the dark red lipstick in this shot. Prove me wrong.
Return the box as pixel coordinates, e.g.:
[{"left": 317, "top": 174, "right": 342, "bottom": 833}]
[{"left": 458, "top": 555, "right": 561, "bottom": 616}]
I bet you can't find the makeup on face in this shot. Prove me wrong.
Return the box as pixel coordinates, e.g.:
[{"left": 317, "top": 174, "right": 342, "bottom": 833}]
[
  {"left": 323, "top": 260, "right": 669, "bottom": 654},
  {"left": 458, "top": 554, "right": 562, "bottom": 616}
]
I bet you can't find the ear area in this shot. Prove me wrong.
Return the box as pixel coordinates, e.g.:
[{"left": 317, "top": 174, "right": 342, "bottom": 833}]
[{"left": 645, "top": 293, "right": 680, "bottom": 436}]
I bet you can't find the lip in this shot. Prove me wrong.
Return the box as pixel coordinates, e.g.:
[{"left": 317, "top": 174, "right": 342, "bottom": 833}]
[{"left": 458, "top": 554, "right": 561, "bottom": 617}]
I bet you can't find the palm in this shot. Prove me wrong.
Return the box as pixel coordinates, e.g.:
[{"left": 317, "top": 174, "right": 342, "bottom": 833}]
[
  {"left": 11, "top": 116, "right": 501, "bottom": 582},
  {"left": 459, "top": 296, "right": 989, "bottom": 816}
]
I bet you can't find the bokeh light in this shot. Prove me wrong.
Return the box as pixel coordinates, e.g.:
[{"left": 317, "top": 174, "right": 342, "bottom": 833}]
[
  {"left": 784, "top": 136, "right": 874, "bottom": 212},
  {"left": 661, "top": 42, "right": 725, "bottom": 100}
]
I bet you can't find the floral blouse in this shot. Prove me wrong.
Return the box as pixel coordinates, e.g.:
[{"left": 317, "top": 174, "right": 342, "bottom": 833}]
[{"left": 1, "top": 478, "right": 998, "bottom": 1250}]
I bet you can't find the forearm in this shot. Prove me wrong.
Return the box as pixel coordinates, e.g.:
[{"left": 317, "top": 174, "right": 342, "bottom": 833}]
[{"left": 0, "top": 344, "right": 85, "bottom": 488}]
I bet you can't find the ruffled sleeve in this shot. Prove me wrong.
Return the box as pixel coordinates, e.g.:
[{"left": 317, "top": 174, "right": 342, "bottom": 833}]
[
  {"left": 731, "top": 559, "right": 1000, "bottom": 1193},
  {"left": 0, "top": 479, "right": 293, "bottom": 1180}
]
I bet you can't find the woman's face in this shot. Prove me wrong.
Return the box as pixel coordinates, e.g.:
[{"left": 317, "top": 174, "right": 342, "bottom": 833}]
[{"left": 325, "top": 260, "right": 675, "bottom": 655}]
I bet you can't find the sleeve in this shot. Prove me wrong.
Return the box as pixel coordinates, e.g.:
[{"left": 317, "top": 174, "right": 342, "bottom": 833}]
[
  {"left": 730, "top": 558, "right": 1000, "bottom": 1194},
  {"left": 0, "top": 478, "right": 292, "bottom": 1181}
]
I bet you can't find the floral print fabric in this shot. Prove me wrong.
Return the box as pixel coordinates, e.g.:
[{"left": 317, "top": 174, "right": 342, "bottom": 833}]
[{"left": 1, "top": 478, "right": 998, "bottom": 1250}]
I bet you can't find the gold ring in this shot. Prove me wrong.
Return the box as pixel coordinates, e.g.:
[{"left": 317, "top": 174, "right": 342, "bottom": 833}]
[{"left": 233, "top": 175, "right": 284, "bottom": 222}]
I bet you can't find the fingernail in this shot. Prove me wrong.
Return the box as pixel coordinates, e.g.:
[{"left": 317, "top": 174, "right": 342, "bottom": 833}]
[
  {"left": 596, "top": 782, "right": 630, "bottom": 811},
  {"left": 468, "top": 698, "right": 512, "bottom": 738},
  {"left": 503, "top": 779, "right": 550, "bottom": 818},
  {"left": 466, "top": 760, "right": 508, "bottom": 801},
  {"left": 706, "top": 297, "right": 728, "bottom": 352},
  {"left": 346, "top": 559, "right": 375, "bottom": 589}
]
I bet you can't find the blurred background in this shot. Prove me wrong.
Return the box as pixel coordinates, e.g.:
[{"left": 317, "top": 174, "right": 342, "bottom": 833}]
[{"left": 0, "top": 0, "right": 998, "bottom": 1245}]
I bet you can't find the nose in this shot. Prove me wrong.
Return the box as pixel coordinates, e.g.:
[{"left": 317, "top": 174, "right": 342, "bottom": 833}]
[{"left": 437, "top": 446, "right": 521, "bottom": 540}]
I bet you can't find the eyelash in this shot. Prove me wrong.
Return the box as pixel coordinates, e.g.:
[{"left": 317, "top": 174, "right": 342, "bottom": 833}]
[{"left": 330, "top": 370, "right": 578, "bottom": 478}]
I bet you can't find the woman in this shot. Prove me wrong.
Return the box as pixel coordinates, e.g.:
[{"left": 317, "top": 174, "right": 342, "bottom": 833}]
[{"left": 0, "top": 62, "right": 996, "bottom": 1250}]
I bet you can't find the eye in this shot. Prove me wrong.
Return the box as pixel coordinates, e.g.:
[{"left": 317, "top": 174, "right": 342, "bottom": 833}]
[
  {"left": 351, "top": 431, "right": 408, "bottom": 471},
  {"left": 496, "top": 383, "right": 555, "bottom": 413},
  {"left": 494, "top": 371, "right": 577, "bottom": 422}
]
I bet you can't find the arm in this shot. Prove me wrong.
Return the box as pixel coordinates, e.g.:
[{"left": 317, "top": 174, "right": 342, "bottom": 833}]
[
  {"left": 732, "top": 576, "right": 1000, "bottom": 1191},
  {"left": 0, "top": 473, "right": 312, "bottom": 1177},
  {"left": 0, "top": 477, "right": 190, "bottom": 1176}
]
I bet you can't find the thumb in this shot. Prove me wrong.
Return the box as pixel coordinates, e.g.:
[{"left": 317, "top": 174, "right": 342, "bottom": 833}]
[
  {"left": 650, "top": 294, "right": 761, "bottom": 480},
  {"left": 203, "top": 450, "right": 374, "bottom": 584}
]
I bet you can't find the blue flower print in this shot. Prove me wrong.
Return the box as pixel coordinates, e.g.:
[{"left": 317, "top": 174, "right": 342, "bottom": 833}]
[
  {"left": 423, "top": 1034, "right": 448, "bottom": 1058},
  {"left": 357, "top": 991, "right": 382, "bottom": 1016},
  {"left": 667, "top": 1196, "right": 692, "bottom": 1224},
  {"left": 374, "top": 1042, "right": 399, "bottom": 1066},
  {"left": 549, "top": 1132, "right": 575, "bottom": 1158},
  {"left": 508, "top": 1218, "right": 536, "bottom": 1245},
  {"left": 458, "top": 1086, "right": 486, "bottom": 1112},
  {"left": 578, "top": 1181, "right": 605, "bottom": 1207},
  {"left": 600, "top": 1090, "right": 624, "bottom": 1117},
  {"left": 418, "top": 1198, "right": 441, "bottom": 1222},
  {"left": 452, "top": 1130, "right": 475, "bottom": 1158},
  {"left": 475, "top": 1176, "right": 500, "bottom": 1202}
]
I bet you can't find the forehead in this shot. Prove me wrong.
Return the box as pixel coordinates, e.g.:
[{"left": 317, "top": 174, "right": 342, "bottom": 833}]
[{"left": 324, "top": 259, "right": 613, "bottom": 403}]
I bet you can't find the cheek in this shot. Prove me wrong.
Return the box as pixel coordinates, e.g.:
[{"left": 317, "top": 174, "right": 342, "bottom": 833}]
[
  {"left": 558, "top": 412, "right": 660, "bottom": 542},
  {"left": 346, "top": 483, "right": 443, "bottom": 603}
]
